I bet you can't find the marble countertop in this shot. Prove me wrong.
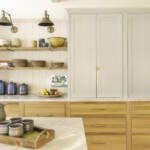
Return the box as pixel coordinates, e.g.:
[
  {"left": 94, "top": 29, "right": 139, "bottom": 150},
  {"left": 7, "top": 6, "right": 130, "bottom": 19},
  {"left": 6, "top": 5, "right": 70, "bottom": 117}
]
[
  {"left": 0, "top": 95, "right": 150, "bottom": 102},
  {"left": 0, "top": 117, "right": 87, "bottom": 150}
]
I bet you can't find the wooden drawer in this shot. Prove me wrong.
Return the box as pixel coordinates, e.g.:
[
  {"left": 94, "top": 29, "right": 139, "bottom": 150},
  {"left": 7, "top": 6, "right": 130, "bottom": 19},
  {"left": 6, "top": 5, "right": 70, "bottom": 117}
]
[
  {"left": 24, "top": 102, "right": 66, "bottom": 117},
  {"left": 132, "top": 117, "right": 150, "bottom": 133},
  {"left": 130, "top": 102, "right": 150, "bottom": 114},
  {"left": 87, "top": 135, "right": 126, "bottom": 150},
  {"left": 84, "top": 117, "right": 126, "bottom": 134},
  {"left": 132, "top": 135, "right": 150, "bottom": 150},
  {"left": 5, "top": 103, "right": 21, "bottom": 117},
  {"left": 70, "top": 102, "right": 127, "bottom": 116}
]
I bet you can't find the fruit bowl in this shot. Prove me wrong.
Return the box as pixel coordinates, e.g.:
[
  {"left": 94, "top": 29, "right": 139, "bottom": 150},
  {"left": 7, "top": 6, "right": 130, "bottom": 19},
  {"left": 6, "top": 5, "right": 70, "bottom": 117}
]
[
  {"left": 40, "top": 92, "right": 63, "bottom": 98},
  {"left": 39, "top": 88, "right": 63, "bottom": 98}
]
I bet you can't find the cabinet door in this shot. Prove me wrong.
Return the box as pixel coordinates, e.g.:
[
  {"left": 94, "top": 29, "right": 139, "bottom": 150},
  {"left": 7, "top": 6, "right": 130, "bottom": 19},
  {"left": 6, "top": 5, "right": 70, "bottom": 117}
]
[
  {"left": 87, "top": 135, "right": 126, "bottom": 150},
  {"left": 97, "top": 14, "right": 123, "bottom": 98},
  {"left": 128, "top": 14, "right": 150, "bottom": 97},
  {"left": 70, "top": 14, "right": 97, "bottom": 98}
]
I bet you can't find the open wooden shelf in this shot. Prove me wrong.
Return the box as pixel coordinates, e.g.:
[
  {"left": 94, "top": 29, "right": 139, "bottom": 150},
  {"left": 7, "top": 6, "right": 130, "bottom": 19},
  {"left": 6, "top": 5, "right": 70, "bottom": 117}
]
[
  {"left": 0, "top": 46, "right": 67, "bottom": 51},
  {"left": 0, "top": 66, "right": 67, "bottom": 70}
]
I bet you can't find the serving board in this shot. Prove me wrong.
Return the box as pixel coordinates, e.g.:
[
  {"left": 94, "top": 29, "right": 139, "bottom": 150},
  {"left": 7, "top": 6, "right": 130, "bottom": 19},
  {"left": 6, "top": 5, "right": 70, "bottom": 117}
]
[{"left": 0, "top": 126, "right": 55, "bottom": 149}]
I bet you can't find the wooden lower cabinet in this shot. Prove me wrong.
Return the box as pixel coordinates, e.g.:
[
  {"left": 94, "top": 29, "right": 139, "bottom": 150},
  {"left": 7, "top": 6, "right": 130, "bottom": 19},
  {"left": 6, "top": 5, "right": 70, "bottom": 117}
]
[
  {"left": 5, "top": 103, "right": 21, "bottom": 117},
  {"left": 87, "top": 135, "right": 126, "bottom": 150},
  {"left": 132, "top": 135, "right": 150, "bottom": 150},
  {"left": 24, "top": 102, "right": 66, "bottom": 117},
  {"left": 6, "top": 101, "right": 150, "bottom": 150},
  {"left": 70, "top": 102, "right": 127, "bottom": 150},
  {"left": 84, "top": 117, "right": 126, "bottom": 134}
]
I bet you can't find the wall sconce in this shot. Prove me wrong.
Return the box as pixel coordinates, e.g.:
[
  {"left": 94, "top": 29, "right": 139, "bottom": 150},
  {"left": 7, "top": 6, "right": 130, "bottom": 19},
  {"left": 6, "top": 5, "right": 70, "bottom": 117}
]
[
  {"left": 0, "top": 10, "right": 18, "bottom": 33},
  {"left": 38, "top": 10, "right": 55, "bottom": 33}
]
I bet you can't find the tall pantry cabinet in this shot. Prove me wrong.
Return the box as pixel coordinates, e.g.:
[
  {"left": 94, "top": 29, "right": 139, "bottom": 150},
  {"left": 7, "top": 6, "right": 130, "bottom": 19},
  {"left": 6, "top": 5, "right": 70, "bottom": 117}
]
[{"left": 69, "top": 10, "right": 123, "bottom": 98}]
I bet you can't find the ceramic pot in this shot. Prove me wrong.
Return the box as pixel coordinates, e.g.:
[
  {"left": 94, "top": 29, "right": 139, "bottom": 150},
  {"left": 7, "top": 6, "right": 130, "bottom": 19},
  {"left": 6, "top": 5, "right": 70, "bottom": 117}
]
[
  {"left": 7, "top": 82, "right": 17, "bottom": 95},
  {"left": 19, "top": 83, "right": 28, "bottom": 95},
  {"left": 0, "top": 80, "right": 5, "bottom": 95}
]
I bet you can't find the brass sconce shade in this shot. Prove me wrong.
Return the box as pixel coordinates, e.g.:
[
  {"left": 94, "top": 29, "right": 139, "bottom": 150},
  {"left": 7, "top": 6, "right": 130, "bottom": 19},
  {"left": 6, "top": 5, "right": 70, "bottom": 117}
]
[
  {"left": 0, "top": 10, "right": 18, "bottom": 33},
  {"left": 38, "top": 10, "right": 54, "bottom": 26}
]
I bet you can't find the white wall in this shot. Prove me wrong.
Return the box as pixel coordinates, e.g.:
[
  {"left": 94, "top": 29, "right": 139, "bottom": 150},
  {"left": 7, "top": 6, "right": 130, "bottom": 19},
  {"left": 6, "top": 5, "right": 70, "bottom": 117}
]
[{"left": 0, "top": 0, "right": 150, "bottom": 19}]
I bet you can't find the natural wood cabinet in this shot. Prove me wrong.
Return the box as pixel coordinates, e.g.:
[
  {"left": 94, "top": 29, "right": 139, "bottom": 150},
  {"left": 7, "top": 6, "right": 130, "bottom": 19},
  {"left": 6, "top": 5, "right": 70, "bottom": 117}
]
[
  {"left": 5, "top": 103, "right": 22, "bottom": 117},
  {"left": 132, "top": 135, "right": 150, "bottom": 150},
  {"left": 130, "top": 102, "right": 150, "bottom": 114},
  {"left": 24, "top": 102, "right": 66, "bottom": 117},
  {"left": 87, "top": 135, "right": 126, "bottom": 150},
  {"left": 70, "top": 102, "right": 127, "bottom": 116},
  {"left": 70, "top": 102, "right": 127, "bottom": 150},
  {"left": 132, "top": 117, "right": 150, "bottom": 134},
  {"left": 84, "top": 117, "right": 126, "bottom": 134},
  {"left": 5, "top": 101, "right": 150, "bottom": 150}
]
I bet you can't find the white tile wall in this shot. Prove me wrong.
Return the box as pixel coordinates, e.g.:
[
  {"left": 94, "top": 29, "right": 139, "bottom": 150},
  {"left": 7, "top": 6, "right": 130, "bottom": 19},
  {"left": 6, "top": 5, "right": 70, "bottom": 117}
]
[{"left": 0, "top": 19, "right": 68, "bottom": 95}]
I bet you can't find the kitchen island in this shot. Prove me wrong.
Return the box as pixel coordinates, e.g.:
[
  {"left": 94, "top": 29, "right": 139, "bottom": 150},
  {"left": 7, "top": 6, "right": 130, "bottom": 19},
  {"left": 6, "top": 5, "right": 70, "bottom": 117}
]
[{"left": 0, "top": 117, "right": 87, "bottom": 150}]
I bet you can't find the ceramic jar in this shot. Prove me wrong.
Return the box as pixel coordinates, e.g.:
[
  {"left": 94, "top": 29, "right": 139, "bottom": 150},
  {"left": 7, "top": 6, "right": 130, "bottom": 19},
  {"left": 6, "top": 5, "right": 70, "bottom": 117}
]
[
  {"left": 0, "top": 80, "right": 5, "bottom": 95},
  {"left": 7, "top": 82, "right": 17, "bottom": 95},
  {"left": 9, "top": 123, "right": 24, "bottom": 137},
  {"left": 19, "top": 83, "right": 28, "bottom": 95}
]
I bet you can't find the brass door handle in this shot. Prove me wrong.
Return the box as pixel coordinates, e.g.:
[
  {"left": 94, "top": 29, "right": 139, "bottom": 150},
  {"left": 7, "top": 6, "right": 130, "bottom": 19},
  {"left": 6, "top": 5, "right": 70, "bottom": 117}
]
[{"left": 96, "top": 66, "right": 100, "bottom": 71}]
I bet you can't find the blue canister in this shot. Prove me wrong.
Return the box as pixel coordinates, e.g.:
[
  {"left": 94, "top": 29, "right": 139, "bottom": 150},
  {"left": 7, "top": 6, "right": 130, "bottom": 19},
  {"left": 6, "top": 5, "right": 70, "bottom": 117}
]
[
  {"left": 0, "top": 80, "right": 5, "bottom": 95},
  {"left": 7, "top": 82, "right": 17, "bottom": 95},
  {"left": 39, "top": 39, "right": 45, "bottom": 47},
  {"left": 19, "top": 83, "right": 28, "bottom": 95}
]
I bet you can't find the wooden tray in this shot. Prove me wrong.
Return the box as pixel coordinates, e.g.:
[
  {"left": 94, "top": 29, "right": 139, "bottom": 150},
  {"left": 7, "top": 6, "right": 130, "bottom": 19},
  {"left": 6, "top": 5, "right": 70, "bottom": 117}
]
[{"left": 0, "top": 126, "right": 55, "bottom": 149}]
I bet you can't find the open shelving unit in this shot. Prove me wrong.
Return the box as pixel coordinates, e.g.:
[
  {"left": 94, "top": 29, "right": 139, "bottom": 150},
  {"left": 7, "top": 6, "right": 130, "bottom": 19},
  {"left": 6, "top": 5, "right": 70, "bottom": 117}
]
[
  {"left": 0, "top": 66, "right": 67, "bottom": 70},
  {"left": 0, "top": 46, "right": 67, "bottom": 51}
]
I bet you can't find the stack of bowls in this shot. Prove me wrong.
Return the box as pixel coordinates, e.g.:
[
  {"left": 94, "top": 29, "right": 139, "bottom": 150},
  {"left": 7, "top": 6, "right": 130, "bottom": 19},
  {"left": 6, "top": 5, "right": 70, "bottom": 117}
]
[
  {"left": 12, "top": 59, "right": 28, "bottom": 67},
  {"left": 31, "top": 60, "right": 46, "bottom": 67},
  {"left": 0, "top": 121, "right": 10, "bottom": 135}
]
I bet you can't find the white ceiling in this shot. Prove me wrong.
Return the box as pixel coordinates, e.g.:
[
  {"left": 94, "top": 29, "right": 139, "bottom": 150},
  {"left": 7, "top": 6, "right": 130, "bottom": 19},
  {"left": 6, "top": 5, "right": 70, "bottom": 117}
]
[{"left": 0, "top": 0, "right": 150, "bottom": 19}]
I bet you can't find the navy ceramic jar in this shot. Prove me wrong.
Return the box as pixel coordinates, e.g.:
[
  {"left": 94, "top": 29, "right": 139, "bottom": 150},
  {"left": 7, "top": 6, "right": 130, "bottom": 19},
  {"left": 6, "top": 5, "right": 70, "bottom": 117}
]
[
  {"left": 19, "top": 83, "right": 28, "bottom": 95},
  {"left": 7, "top": 82, "right": 17, "bottom": 95},
  {"left": 0, "top": 80, "right": 5, "bottom": 95}
]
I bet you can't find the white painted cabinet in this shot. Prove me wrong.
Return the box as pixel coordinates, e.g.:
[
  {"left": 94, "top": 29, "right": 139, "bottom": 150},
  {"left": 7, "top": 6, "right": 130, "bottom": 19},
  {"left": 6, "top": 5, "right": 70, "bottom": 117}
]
[
  {"left": 97, "top": 14, "right": 123, "bottom": 98},
  {"left": 128, "top": 14, "right": 150, "bottom": 97},
  {"left": 69, "top": 12, "right": 123, "bottom": 98},
  {"left": 70, "top": 14, "right": 97, "bottom": 97}
]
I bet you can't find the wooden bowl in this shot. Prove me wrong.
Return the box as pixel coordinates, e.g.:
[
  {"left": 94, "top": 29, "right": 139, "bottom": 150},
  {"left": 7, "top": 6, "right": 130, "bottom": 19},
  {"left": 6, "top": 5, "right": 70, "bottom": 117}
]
[
  {"left": 48, "top": 37, "right": 65, "bottom": 48},
  {"left": 31, "top": 61, "right": 46, "bottom": 67},
  {"left": 12, "top": 59, "right": 28, "bottom": 67},
  {"left": 51, "top": 62, "right": 64, "bottom": 69}
]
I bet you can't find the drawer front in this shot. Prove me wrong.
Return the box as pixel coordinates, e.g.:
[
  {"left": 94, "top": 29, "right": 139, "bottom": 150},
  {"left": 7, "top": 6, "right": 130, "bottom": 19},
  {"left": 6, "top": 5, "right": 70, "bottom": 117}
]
[
  {"left": 131, "top": 102, "right": 150, "bottom": 114},
  {"left": 84, "top": 117, "right": 126, "bottom": 134},
  {"left": 132, "top": 117, "right": 150, "bottom": 133},
  {"left": 70, "top": 102, "right": 127, "bottom": 116},
  {"left": 132, "top": 135, "right": 150, "bottom": 150},
  {"left": 5, "top": 103, "right": 21, "bottom": 117},
  {"left": 24, "top": 102, "right": 65, "bottom": 117},
  {"left": 87, "top": 135, "right": 126, "bottom": 150}
]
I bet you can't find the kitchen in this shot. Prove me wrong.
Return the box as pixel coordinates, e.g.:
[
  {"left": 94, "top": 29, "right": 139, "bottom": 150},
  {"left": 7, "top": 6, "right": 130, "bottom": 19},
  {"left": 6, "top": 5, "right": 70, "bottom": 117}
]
[{"left": 0, "top": 0, "right": 150, "bottom": 150}]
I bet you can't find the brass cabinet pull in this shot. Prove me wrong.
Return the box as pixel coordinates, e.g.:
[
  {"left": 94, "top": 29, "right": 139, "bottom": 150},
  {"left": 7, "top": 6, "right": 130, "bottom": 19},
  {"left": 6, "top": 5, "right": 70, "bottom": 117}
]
[
  {"left": 92, "top": 142, "right": 106, "bottom": 145},
  {"left": 91, "top": 108, "right": 107, "bottom": 111},
  {"left": 93, "top": 124, "right": 106, "bottom": 128}
]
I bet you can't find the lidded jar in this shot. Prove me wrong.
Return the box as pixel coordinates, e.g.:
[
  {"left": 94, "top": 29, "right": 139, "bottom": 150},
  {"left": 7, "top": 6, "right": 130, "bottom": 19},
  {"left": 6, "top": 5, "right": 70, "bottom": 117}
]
[
  {"left": 19, "top": 83, "right": 28, "bottom": 95},
  {"left": 0, "top": 80, "right": 5, "bottom": 95},
  {"left": 7, "top": 82, "right": 17, "bottom": 95}
]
